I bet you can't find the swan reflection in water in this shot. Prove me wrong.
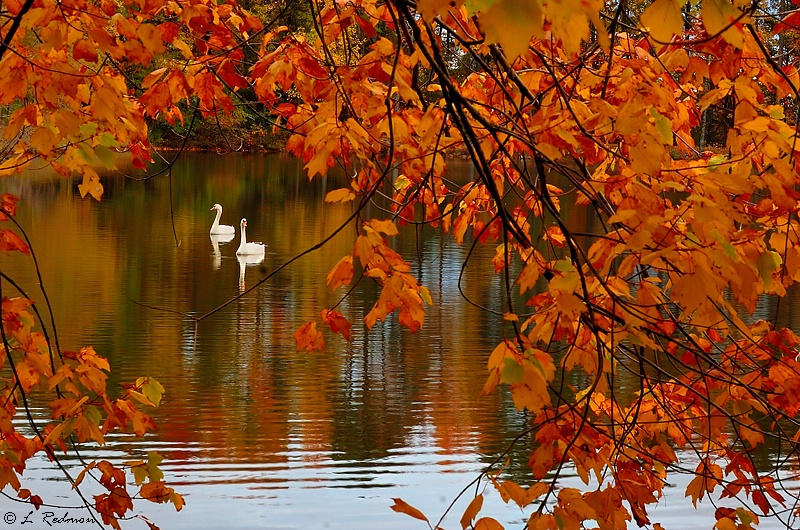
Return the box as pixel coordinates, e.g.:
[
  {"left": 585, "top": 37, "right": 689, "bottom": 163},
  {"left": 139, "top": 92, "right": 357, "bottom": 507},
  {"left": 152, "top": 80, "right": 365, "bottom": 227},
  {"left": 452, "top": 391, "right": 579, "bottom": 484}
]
[
  {"left": 210, "top": 233, "right": 235, "bottom": 270},
  {"left": 237, "top": 252, "right": 265, "bottom": 292}
]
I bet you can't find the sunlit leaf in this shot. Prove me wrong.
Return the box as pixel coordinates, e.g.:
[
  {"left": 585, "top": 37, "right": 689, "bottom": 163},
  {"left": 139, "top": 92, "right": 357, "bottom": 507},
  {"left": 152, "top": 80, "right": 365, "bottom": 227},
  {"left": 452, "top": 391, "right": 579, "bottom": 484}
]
[{"left": 640, "top": 0, "right": 683, "bottom": 44}]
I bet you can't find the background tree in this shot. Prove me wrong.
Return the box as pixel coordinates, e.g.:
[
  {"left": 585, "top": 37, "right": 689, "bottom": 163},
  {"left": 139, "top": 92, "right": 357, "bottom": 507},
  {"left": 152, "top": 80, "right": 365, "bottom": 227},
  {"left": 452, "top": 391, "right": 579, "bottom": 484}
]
[{"left": 5, "top": 0, "right": 800, "bottom": 528}]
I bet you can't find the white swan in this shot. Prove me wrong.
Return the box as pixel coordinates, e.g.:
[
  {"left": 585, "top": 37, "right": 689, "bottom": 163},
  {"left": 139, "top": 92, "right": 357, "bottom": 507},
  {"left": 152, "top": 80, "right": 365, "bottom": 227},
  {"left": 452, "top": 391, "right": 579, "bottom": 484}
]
[
  {"left": 210, "top": 204, "right": 236, "bottom": 235},
  {"left": 236, "top": 218, "right": 266, "bottom": 256}
]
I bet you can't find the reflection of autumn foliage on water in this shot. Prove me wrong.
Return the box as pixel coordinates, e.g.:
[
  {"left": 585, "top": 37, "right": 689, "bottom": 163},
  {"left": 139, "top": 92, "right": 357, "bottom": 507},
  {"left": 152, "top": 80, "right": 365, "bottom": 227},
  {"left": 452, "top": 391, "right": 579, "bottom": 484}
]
[
  {"left": 0, "top": 217, "right": 184, "bottom": 528},
  {"left": 5, "top": 0, "right": 800, "bottom": 525}
]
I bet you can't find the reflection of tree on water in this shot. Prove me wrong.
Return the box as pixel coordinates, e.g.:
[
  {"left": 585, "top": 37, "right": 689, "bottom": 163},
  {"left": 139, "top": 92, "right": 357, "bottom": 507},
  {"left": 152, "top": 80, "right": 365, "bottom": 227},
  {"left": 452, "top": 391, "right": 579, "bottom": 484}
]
[{"left": 210, "top": 233, "right": 234, "bottom": 270}]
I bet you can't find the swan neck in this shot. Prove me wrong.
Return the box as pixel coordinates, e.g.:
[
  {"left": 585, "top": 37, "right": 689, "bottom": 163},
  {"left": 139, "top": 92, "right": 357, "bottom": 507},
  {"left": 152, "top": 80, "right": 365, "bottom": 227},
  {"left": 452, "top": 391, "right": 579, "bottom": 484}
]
[
  {"left": 239, "top": 224, "right": 247, "bottom": 251},
  {"left": 211, "top": 209, "right": 222, "bottom": 229}
]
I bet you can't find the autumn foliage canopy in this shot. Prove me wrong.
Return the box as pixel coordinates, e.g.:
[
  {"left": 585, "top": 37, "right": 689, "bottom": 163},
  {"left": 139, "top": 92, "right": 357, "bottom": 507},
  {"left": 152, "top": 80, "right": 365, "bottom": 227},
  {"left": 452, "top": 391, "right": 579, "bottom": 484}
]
[{"left": 4, "top": 0, "right": 800, "bottom": 526}]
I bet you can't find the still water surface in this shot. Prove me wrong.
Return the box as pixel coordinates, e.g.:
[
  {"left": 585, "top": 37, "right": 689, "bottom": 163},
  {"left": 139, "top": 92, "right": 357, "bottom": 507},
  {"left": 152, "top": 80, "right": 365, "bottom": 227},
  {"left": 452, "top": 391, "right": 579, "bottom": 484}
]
[{"left": 0, "top": 153, "right": 795, "bottom": 529}]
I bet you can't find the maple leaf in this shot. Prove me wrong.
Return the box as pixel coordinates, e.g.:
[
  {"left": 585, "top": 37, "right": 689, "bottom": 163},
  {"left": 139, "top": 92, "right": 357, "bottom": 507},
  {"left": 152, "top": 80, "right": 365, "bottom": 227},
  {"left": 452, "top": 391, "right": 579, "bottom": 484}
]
[
  {"left": 325, "top": 188, "right": 356, "bottom": 203},
  {"left": 321, "top": 309, "right": 352, "bottom": 340},
  {"left": 0, "top": 229, "right": 30, "bottom": 255},
  {"left": 294, "top": 321, "right": 325, "bottom": 352},
  {"left": 478, "top": 0, "right": 543, "bottom": 60},
  {"left": 702, "top": 0, "right": 744, "bottom": 48},
  {"left": 136, "top": 377, "right": 165, "bottom": 407},
  {"left": 461, "top": 494, "right": 484, "bottom": 529},
  {"left": 0, "top": 193, "right": 20, "bottom": 219},
  {"left": 326, "top": 256, "right": 354, "bottom": 290},
  {"left": 474, "top": 517, "right": 504, "bottom": 530},
  {"left": 640, "top": 0, "right": 683, "bottom": 44}
]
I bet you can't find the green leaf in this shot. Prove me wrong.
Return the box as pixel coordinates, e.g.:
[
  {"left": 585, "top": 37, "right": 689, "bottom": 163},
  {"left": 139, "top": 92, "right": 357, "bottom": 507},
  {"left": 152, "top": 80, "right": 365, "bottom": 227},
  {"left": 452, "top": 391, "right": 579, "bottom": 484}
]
[
  {"left": 146, "top": 451, "right": 164, "bottom": 483},
  {"left": 650, "top": 109, "right": 673, "bottom": 145},
  {"left": 84, "top": 404, "right": 102, "bottom": 426},
  {"left": 94, "top": 146, "right": 116, "bottom": 169},
  {"left": 138, "top": 377, "right": 165, "bottom": 407},
  {"left": 97, "top": 132, "right": 120, "bottom": 148},
  {"left": 500, "top": 358, "right": 524, "bottom": 383},
  {"left": 757, "top": 250, "right": 781, "bottom": 288}
]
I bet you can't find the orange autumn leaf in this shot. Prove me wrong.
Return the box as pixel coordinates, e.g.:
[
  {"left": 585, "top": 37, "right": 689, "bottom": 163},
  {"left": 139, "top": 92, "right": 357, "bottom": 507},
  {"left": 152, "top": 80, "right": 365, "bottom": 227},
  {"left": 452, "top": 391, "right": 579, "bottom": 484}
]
[
  {"left": 325, "top": 188, "right": 356, "bottom": 203},
  {"left": 326, "top": 255, "right": 354, "bottom": 291},
  {"left": 474, "top": 517, "right": 504, "bottom": 530},
  {"left": 366, "top": 218, "right": 399, "bottom": 236},
  {"left": 294, "top": 321, "right": 325, "bottom": 352},
  {"left": 140, "top": 481, "right": 185, "bottom": 511},
  {"left": 0, "top": 229, "right": 29, "bottom": 255},
  {"left": 390, "top": 498, "right": 429, "bottom": 523},
  {"left": 460, "top": 494, "right": 484, "bottom": 529},
  {"left": 0, "top": 193, "right": 19, "bottom": 219}
]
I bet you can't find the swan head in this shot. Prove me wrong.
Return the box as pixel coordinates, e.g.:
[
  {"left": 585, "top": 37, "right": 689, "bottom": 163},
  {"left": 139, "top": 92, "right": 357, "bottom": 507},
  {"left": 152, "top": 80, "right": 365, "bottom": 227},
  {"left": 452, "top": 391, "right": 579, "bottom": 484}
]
[
  {"left": 241, "top": 218, "right": 247, "bottom": 228},
  {"left": 211, "top": 203, "right": 222, "bottom": 212}
]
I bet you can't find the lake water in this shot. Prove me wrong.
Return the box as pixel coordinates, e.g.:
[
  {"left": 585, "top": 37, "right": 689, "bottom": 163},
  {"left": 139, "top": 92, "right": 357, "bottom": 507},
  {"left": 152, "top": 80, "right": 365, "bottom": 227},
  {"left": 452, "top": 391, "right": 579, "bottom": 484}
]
[{"left": 0, "top": 153, "right": 796, "bottom": 529}]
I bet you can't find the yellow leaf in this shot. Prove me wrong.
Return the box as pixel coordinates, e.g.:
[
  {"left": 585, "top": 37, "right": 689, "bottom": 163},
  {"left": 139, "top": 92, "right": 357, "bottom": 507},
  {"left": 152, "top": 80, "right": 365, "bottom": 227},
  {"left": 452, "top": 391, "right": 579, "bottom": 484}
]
[
  {"left": 558, "top": 488, "right": 596, "bottom": 519},
  {"left": 323, "top": 188, "right": 355, "bottom": 203},
  {"left": 702, "top": 0, "right": 744, "bottom": 48},
  {"left": 517, "top": 261, "right": 541, "bottom": 294},
  {"left": 640, "top": 0, "right": 683, "bottom": 44},
  {"left": 367, "top": 218, "right": 399, "bottom": 236},
  {"left": 479, "top": 0, "right": 543, "bottom": 61},
  {"left": 141, "top": 67, "right": 167, "bottom": 89},
  {"left": 495, "top": 480, "right": 544, "bottom": 508},
  {"left": 651, "top": 109, "right": 673, "bottom": 144},
  {"left": 137, "top": 377, "right": 164, "bottom": 407},
  {"left": 509, "top": 363, "right": 551, "bottom": 413},
  {"left": 757, "top": 250, "right": 782, "bottom": 288},
  {"left": 417, "top": 0, "right": 458, "bottom": 21},
  {"left": 354, "top": 235, "right": 374, "bottom": 267},
  {"left": 442, "top": 203, "right": 454, "bottom": 233},
  {"left": 30, "top": 127, "right": 58, "bottom": 157},
  {"left": 326, "top": 255, "right": 354, "bottom": 290},
  {"left": 488, "top": 340, "right": 514, "bottom": 370}
]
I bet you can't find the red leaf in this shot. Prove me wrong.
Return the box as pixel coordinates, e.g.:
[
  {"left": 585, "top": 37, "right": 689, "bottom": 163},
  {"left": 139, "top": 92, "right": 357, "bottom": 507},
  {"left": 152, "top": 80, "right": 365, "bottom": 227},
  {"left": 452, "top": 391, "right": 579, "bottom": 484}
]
[
  {"left": 296, "top": 57, "right": 328, "bottom": 79},
  {"left": 194, "top": 71, "right": 220, "bottom": 112},
  {"left": 0, "top": 229, "right": 29, "bottom": 255},
  {"left": 321, "top": 309, "right": 352, "bottom": 340},
  {"left": 774, "top": 10, "right": 800, "bottom": 33},
  {"left": 294, "top": 321, "right": 325, "bottom": 351},
  {"left": 274, "top": 103, "right": 297, "bottom": 117},
  {"left": 73, "top": 39, "right": 99, "bottom": 63},
  {"left": 1, "top": 193, "right": 19, "bottom": 220},
  {"left": 355, "top": 14, "right": 377, "bottom": 38},
  {"left": 753, "top": 489, "right": 770, "bottom": 514}
]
